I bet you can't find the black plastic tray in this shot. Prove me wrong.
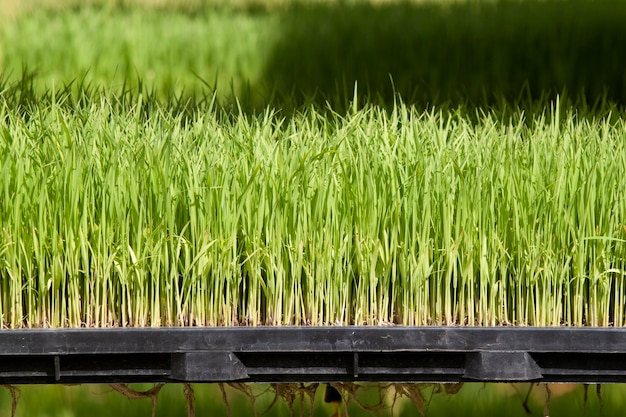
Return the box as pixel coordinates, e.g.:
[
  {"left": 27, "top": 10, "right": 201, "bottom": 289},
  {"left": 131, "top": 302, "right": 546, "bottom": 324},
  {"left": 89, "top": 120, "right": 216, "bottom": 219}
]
[{"left": 1, "top": 327, "right": 625, "bottom": 384}]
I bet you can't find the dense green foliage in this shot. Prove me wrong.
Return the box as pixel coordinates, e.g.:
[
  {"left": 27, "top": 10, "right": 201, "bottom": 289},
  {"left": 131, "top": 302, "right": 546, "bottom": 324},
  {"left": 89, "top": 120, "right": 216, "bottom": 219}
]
[
  {"left": 2, "top": 88, "right": 626, "bottom": 328},
  {"left": 1, "top": 0, "right": 626, "bottom": 328}
]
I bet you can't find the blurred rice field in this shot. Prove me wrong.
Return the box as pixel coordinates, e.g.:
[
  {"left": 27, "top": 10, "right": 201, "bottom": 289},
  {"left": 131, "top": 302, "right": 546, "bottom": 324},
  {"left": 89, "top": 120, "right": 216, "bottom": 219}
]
[{"left": 1, "top": 0, "right": 625, "bottom": 109}]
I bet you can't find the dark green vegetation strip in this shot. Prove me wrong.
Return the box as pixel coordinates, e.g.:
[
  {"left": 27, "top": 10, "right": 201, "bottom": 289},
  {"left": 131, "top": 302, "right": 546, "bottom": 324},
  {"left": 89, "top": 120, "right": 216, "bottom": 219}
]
[{"left": 1, "top": 0, "right": 625, "bottom": 109}]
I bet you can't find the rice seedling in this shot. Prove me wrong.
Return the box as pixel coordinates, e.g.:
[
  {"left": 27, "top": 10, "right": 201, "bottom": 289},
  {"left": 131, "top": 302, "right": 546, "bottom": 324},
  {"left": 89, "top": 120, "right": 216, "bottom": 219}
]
[
  {"left": 1, "top": 83, "right": 625, "bottom": 328},
  {"left": 1, "top": 0, "right": 626, "bottom": 328}
]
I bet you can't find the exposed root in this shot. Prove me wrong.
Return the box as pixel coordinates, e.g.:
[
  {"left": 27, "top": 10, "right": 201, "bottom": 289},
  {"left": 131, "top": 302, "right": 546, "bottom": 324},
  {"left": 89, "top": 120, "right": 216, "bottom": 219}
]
[
  {"left": 391, "top": 384, "right": 427, "bottom": 417},
  {"left": 510, "top": 383, "right": 534, "bottom": 415},
  {"left": 263, "top": 383, "right": 319, "bottom": 417},
  {"left": 329, "top": 382, "right": 394, "bottom": 416},
  {"left": 109, "top": 383, "right": 165, "bottom": 417},
  {"left": 1, "top": 381, "right": 606, "bottom": 417},
  {"left": 230, "top": 382, "right": 262, "bottom": 416},
  {"left": 543, "top": 384, "right": 551, "bottom": 417},
  {"left": 219, "top": 383, "right": 231, "bottom": 417},
  {"left": 442, "top": 383, "right": 464, "bottom": 395},
  {"left": 184, "top": 383, "right": 195, "bottom": 417},
  {"left": 1, "top": 385, "right": 21, "bottom": 417},
  {"left": 584, "top": 383, "right": 603, "bottom": 407},
  {"left": 597, "top": 384, "right": 604, "bottom": 414},
  {"left": 389, "top": 383, "right": 463, "bottom": 417},
  {"left": 523, "top": 384, "right": 534, "bottom": 415},
  {"left": 220, "top": 382, "right": 268, "bottom": 417},
  {"left": 216, "top": 382, "right": 466, "bottom": 417}
]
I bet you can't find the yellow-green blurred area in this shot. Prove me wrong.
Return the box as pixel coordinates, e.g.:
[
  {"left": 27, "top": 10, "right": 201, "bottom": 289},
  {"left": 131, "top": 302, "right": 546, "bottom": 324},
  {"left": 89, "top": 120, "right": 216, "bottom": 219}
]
[
  {"left": 1, "top": 0, "right": 625, "bottom": 109},
  {"left": 0, "top": 382, "right": 625, "bottom": 417}
]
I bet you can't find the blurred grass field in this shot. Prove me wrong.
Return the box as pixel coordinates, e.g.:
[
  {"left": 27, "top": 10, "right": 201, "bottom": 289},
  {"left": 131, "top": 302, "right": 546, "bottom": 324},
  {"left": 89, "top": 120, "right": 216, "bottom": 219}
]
[{"left": 1, "top": 0, "right": 625, "bottom": 110}]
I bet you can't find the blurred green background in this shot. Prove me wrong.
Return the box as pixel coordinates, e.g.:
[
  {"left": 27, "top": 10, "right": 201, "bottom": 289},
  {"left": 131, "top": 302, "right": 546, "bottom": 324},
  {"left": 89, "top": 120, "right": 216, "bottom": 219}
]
[
  {"left": 1, "top": 0, "right": 625, "bottom": 111},
  {"left": 1, "top": 382, "right": 625, "bottom": 417}
]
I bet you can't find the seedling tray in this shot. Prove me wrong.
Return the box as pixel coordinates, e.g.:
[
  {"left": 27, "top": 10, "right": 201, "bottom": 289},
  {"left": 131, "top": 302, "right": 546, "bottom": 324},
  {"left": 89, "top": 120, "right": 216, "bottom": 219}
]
[{"left": 1, "top": 327, "right": 626, "bottom": 384}]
